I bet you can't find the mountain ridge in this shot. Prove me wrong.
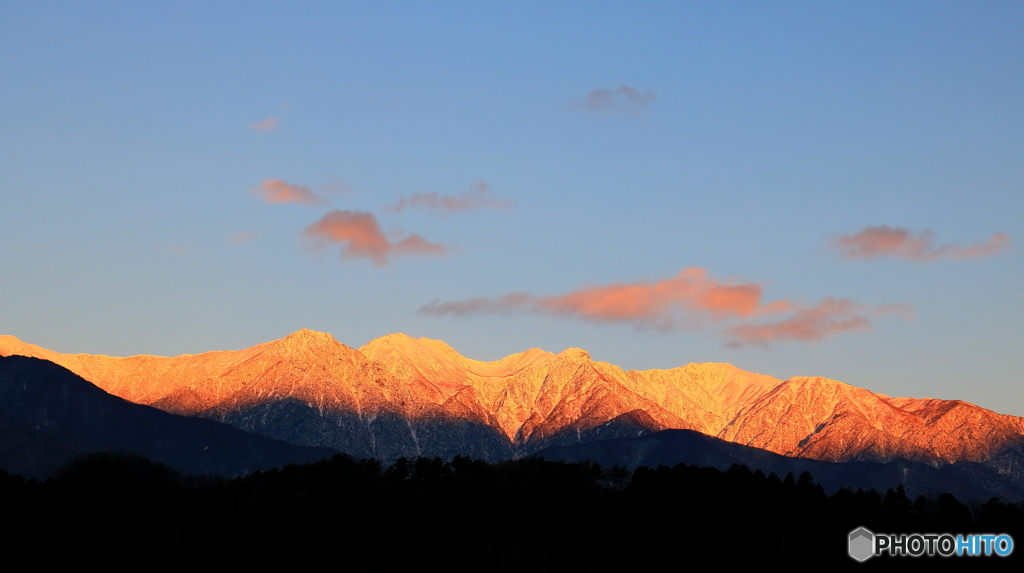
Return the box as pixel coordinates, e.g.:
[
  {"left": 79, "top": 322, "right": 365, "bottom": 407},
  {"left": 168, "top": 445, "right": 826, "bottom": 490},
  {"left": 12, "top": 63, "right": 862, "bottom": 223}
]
[{"left": 2, "top": 330, "right": 1022, "bottom": 476}]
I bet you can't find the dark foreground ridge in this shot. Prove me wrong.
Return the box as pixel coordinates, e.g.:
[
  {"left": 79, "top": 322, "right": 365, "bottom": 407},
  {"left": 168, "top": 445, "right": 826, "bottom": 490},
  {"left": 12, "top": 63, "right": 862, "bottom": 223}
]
[
  {"left": 535, "top": 428, "right": 1024, "bottom": 502},
  {"left": 0, "top": 355, "right": 337, "bottom": 478},
  {"left": 2, "top": 452, "right": 1021, "bottom": 571}
]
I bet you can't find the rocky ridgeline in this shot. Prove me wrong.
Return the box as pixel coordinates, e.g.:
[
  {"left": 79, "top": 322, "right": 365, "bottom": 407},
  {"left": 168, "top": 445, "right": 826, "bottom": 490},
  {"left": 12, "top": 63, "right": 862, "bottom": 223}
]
[{"left": 2, "top": 330, "right": 1022, "bottom": 474}]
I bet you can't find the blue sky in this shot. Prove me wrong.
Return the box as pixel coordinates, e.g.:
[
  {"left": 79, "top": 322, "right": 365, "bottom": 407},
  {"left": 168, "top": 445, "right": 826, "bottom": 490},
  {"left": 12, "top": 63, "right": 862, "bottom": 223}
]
[{"left": 2, "top": 2, "right": 1022, "bottom": 414}]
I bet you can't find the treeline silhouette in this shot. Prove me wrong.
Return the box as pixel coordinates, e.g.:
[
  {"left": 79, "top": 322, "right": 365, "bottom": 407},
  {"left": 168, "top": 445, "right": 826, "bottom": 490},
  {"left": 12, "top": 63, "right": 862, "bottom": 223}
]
[{"left": 1, "top": 452, "right": 1020, "bottom": 571}]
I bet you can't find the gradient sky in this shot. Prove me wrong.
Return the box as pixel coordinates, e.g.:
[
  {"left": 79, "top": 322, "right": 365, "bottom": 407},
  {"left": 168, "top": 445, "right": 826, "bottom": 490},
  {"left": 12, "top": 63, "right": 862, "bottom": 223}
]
[{"left": 2, "top": 2, "right": 1022, "bottom": 415}]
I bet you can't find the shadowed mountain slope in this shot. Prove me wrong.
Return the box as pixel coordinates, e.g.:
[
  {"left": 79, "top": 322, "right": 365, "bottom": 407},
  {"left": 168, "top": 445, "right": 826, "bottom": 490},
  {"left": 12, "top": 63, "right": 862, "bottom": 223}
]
[{"left": 0, "top": 355, "right": 337, "bottom": 479}]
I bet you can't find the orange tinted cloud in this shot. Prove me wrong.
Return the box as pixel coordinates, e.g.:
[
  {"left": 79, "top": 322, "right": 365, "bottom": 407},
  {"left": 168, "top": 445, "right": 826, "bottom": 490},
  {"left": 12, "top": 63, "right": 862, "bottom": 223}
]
[
  {"left": 420, "top": 268, "right": 780, "bottom": 329},
  {"left": 384, "top": 180, "right": 513, "bottom": 214},
  {"left": 302, "top": 210, "right": 447, "bottom": 266},
  {"left": 249, "top": 117, "right": 280, "bottom": 132},
  {"left": 252, "top": 179, "right": 327, "bottom": 206},
  {"left": 537, "top": 269, "right": 762, "bottom": 327},
  {"left": 830, "top": 226, "right": 1010, "bottom": 262},
  {"left": 725, "top": 298, "right": 873, "bottom": 346},
  {"left": 421, "top": 268, "right": 907, "bottom": 344},
  {"left": 576, "top": 86, "right": 656, "bottom": 115}
]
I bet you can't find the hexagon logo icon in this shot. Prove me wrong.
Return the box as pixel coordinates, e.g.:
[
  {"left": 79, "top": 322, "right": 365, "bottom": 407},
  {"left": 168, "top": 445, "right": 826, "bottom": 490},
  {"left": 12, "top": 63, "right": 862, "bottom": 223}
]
[{"left": 849, "top": 527, "right": 874, "bottom": 562}]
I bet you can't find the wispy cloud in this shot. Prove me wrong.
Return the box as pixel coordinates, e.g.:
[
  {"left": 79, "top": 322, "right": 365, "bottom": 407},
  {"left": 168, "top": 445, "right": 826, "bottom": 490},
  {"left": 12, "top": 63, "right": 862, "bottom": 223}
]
[
  {"left": 252, "top": 179, "right": 327, "bottom": 206},
  {"left": 302, "top": 210, "right": 447, "bottom": 266},
  {"left": 420, "top": 267, "right": 907, "bottom": 346},
  {"left": 421, "top": 268, "right": 778, "bottom": 330},
  {"left": 384, "top": 180, "right": 513, "bottom": 214},
  {"left": 248, "top": 117, "right": 280, "bottom": 132},
  {"left": 229, "top": 231, "right": 256, "bottom": 244},
  {"left": 829, "top": 226, "right": 1010, "bottom": 262},
  {"left": 724, "top": 298, "right": 908, "bottom": 346},
  {"left": 575, "top": 86, "right": 656, "bottom": 115}
]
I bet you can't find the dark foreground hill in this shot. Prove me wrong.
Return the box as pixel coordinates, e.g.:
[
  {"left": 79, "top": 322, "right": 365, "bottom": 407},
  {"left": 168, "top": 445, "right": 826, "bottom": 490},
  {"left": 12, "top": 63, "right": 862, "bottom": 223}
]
[
  {"left": 0, "top": 355, "right": 337, "bottom": 478},
  {"left": 535, "top": 429, "right": 1024, "bottom": 502}
]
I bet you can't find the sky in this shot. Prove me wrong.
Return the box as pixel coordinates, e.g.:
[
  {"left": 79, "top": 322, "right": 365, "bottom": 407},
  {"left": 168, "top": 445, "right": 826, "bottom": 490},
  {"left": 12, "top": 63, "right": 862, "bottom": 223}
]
[{"left": 2, "top": 2, "right": 1022, "bottom": 415}]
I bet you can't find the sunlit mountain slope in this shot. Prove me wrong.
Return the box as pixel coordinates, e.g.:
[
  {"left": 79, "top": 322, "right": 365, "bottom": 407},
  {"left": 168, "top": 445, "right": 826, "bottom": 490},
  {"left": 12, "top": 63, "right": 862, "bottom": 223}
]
[{"left": 3, "top": 330, "right": 1022, "bottom": 472}]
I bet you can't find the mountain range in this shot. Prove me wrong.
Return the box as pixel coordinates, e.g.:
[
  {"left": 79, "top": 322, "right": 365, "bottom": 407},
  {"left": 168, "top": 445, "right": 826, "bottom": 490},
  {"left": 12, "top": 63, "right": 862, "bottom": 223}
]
[{"left": 2, "top": 328, "right": 1022, "bottom": 494}]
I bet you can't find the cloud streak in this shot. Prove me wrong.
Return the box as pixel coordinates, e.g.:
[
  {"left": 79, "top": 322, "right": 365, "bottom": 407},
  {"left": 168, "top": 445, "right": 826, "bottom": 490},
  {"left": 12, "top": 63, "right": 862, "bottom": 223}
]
[
  {"left": 302, "top": 210, "right": 447, "bottom": 266},
  {"left": 420, "top": 268, "right": 775, "bottom": 330},
  {"left": 420, "top": 268, "right": 906, "bottom": 346},
  {"left": 252, "top": 179, "right": 327, "bottom": 206},
  {"left": 248, "top": 117, "right": 280, "bottom": 132},
  {"left": 575, "top": 86, "right": 656, "bottom": 115},
  {"left": 384, "top": 180, "right": 513, "bottom": 214},
  {"left": 422, "top": 269, "right": 746, "bottom": 324},
  {"left": 418, "top": 268, "right": 780, "bottom": 328},
  {"left": 726, "top": 298, "right": 874, "bottom": 346},
  {"left": 829, "top": 226, "right": 1010, "bottom": 262}
]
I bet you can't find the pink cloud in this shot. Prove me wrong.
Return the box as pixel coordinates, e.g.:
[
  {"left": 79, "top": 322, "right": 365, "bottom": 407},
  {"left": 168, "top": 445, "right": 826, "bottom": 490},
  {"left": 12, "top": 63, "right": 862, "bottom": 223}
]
[
  {"left": 830, "top": 226, "right": 1010, "bottom": 262},
  {"left": 302, "top": 210, "right": 447, "bottom": 266},
  {"left": 420, "top": 268, "right": 783, "bottom": 330},
  {"left": 384, "top": 180, "right": 513, "bottom": 214},
  {"left": 248, "top": 117, "right": 280, "bottom": 132},
  {"left": 421, "top": 268, "right": 908, "bottom": 345},
  {"left": 576, "top": 86, "right": 656, "bottom": 115},
  {"left": 252, "top": 179, "right": 327, "bottom": 206},
  {"left": 725, "top": 298, "right": 873, "bottom": 346}
]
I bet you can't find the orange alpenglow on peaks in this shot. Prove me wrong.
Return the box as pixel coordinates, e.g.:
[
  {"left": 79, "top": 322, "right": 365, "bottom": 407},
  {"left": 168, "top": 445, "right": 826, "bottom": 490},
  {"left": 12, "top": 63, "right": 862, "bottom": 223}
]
[{"left": 1, "top": 331, "right": 1022, "bottom": 465}]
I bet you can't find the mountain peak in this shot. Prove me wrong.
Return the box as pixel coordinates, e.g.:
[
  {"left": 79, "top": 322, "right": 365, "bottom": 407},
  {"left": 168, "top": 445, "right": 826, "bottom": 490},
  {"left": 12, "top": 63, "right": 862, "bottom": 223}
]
[
  {"left": 361, "top": 333, "right": 463, "bottom": 360},
  {"left": 283, "top": 329, "right": 336, "bottom": 341},
  {"left": 0, "top": 334, "right": 28, "bottom": 353},
  {"left": 0, "top": 335, "right": 60, "bottom": 360},
  {"left": 556, "top": 347, "right": 591, "bottom": 361},
  {"left": 373, "top": 332, "right": 417, "bottom": 343},
  {"left": 269, "top": 329, "right": 341, "bottom": 352}
]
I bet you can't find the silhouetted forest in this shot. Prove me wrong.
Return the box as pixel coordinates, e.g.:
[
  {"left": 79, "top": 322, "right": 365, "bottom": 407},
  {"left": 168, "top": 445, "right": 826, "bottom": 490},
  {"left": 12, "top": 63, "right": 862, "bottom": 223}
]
[{"left": 2, "top": 452, "right": 1021, "bottom": 571}]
